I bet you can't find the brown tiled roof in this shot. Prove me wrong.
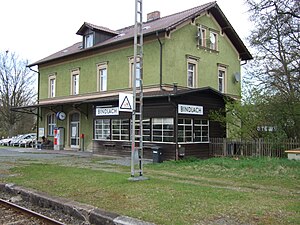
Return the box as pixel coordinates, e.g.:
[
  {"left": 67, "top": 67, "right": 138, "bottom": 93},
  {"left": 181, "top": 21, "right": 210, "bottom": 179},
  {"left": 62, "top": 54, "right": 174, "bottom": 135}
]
[
  {"left": 29, "top": 1, "right": 252, "bottom": 66},
  {"left": 76, "top": 22, "right": 119, "bottom": 35}
]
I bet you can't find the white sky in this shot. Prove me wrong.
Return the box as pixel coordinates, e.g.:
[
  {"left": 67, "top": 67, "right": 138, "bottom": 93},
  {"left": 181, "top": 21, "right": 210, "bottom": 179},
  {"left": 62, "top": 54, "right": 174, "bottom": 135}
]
[{"left": 1, "top": 0, "right": 252, "bottom": 63}]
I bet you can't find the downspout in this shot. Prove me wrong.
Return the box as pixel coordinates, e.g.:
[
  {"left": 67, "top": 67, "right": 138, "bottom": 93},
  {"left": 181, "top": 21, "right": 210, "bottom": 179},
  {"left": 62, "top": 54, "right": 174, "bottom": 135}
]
[
  {"left": 156, "top": 31, "right": 163, "bottom": 90},
  {"left": 28, "top": 66, "right": 40, "bottom": 148},
  {"left": 241, "top": 60, "right": 247, "bottom": 66}
]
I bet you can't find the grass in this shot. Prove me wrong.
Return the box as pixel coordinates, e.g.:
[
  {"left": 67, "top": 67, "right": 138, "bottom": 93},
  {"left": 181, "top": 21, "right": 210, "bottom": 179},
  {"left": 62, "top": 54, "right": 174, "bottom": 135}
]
[{"left": 1, "top": 156, "right": 299, "bottom": 224}]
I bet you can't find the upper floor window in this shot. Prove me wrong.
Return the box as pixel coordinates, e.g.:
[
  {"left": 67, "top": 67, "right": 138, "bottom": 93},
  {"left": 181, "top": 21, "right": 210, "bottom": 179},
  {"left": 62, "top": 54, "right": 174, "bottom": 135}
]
[
  {"left": 186, "top": 56, "right": 198, "bottom": 88},
  {"left": 129, "top": 58, "right": 141, "bottom": 88},
  {"left": 48, "top": 74, "right": 56, "bottom": 98},
  {"left": 209, "top": 31, "right": 218, "bottom": 50},
  {"left": 84, "top": 33, "right": 93, "bottom": 48},
  {"left": 47, "top": 113, "right": 56, "bottom": 136},
  {"left": 197, "top": 25, "right": 206, "bottom": 47},
  {"left": 97, "top": 63, "right": 107, "bottom": 92},
  {"left": 218, "top": 66, "right": 227, "bottom": 93},
  {"left": 71, "top": 69, "right": 80, "bottom": 95}
]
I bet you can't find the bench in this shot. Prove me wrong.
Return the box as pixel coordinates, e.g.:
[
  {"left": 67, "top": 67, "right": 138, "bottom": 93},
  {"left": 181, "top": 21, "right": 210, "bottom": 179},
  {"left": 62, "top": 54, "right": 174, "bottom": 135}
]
[
  {"left": 285, "top": 150, "right": 300, "bottom": 160},
  {"left": 103, "top": 143, "right": 116, "bottom": 150}
]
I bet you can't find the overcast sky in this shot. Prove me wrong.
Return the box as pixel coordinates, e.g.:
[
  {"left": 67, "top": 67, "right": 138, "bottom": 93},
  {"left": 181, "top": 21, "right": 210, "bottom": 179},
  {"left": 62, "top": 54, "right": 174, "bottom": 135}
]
[{"left": 1, "top": 0, "right": 252, "bottom": 63}]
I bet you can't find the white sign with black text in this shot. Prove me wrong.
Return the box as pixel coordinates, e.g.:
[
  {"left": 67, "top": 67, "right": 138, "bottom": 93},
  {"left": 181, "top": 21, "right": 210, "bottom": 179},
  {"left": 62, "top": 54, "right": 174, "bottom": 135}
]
[
  {"left": 178, "top": 104, "right": 203, "bottom": 115},
  {"left": 96, "top": 107, "right": 119, "bottom": 116}
]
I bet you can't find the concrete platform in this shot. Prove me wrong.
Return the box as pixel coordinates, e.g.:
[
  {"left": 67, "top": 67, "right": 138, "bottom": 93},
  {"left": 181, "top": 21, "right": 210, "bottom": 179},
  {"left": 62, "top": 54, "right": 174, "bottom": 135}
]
[{"left": 0, "top": 183, "right": 154, "bottom": 225}]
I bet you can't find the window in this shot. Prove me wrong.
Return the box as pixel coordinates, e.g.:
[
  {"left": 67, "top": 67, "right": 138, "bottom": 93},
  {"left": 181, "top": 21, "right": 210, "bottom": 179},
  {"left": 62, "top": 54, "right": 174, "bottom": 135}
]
[
  {"left": 152, "top": 118, "right": 174, "bottom": 142},
  {"left": 95, "top": 119, "right": 110, "bottom": 140},
  {"left": 129, "top": 58, "right": 141, "bottom": 88},
  {"left": 218, "top": 66, "right": 226, "bottom": 93},
  {"left": 71, "top": 69, "right": 80, "bottom": 95},
  {"left": 47, "top": 113, "right": 56, "bottom": 136},
  {"left": 112, "top": 119, "right": 130, "bottom": 140},
  {"left": 209, "top": 31, "right": 218, "bottom": 50},
  {"left": 178, "top": 119, "right": 193, "bottom": 142},
  {"left": 134, "top": 119, "right": 151, "bottom": 141},
  {"left": 186, "top": 57, "right": 198, "bottom": 88},
  {"left": 84, "top": 33, "right": 93, "bottom": 48},
  {"left": 197, "top": 26, "right": 206, "bottom": 47},
  {"left": 97, "top": 63, "right": 107, "bottom": 92},
  {"left": 194, "top": 119, "right": 209, "bottom": 142},
  {"left": 178, "top": 118, "right": 209, "bottom": 143},
  {"left": 48, "top": 74, "right": 56, "bottom": 98}
]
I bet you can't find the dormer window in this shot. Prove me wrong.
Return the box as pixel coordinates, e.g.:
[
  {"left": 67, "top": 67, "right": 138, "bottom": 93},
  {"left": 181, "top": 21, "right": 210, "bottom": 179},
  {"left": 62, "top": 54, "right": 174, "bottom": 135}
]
[{"left": 84, "top": 33, "right": 93, "bottom": 48}]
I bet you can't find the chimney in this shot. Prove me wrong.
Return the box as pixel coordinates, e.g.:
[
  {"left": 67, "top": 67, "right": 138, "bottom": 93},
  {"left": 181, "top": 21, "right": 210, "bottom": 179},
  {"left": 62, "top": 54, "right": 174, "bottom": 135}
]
[{"left": 147, "top": 11, "right": 160, "bottom": 22}]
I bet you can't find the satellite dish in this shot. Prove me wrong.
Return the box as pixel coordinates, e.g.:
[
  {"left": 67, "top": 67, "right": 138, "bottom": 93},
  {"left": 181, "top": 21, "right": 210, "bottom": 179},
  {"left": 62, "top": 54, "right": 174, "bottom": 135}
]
[
  {"left": 234, "top": 72, "right": 241, "bottom": 83},
  {"left": 210, "top": 33, "right": 216, "bottom": 44}
]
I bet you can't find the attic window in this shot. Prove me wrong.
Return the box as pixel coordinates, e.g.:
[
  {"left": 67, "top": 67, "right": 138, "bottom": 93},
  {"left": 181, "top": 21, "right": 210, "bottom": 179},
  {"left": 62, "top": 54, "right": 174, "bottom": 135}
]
[
  {"left": 143, "top": 26, "right": 151, "bottom": 30},
  {"left": 115, "top": 33, "right": 125, "bottom": 39},
  {"left": 84, "top": 33, "right": 93, "bottom": 48}
]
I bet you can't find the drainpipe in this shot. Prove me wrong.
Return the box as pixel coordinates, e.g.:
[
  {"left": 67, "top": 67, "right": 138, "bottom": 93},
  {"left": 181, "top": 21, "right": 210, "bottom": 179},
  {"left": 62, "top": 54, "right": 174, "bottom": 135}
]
[
  {"left": 156, "top": 31, "right": 163, "bottom": 90},
  {"left": 241, "top": 60, "right": 247, "bottom": 66}
]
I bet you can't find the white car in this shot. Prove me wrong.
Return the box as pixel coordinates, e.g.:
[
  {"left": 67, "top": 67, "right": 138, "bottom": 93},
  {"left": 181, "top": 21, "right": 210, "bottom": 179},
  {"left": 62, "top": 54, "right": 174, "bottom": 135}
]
[{"left": 19, "top": 133, "right": 37, "bottom": 147}]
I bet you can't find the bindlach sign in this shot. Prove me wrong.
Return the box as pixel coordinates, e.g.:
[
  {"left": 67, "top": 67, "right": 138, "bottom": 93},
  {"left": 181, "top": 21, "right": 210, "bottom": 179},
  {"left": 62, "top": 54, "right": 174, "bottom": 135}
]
[
  {"left": 96, "top": 106, "right": 119, "bottom": 116},
  {"left": 178, "top": 104, "right": 203, "bottom": 115}
]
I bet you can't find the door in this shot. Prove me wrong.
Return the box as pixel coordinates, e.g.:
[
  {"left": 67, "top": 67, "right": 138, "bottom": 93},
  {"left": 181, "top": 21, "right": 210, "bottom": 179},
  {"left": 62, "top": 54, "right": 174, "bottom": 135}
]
[{"left": 70, "top": 112, "right": 80, "bottom": 148}]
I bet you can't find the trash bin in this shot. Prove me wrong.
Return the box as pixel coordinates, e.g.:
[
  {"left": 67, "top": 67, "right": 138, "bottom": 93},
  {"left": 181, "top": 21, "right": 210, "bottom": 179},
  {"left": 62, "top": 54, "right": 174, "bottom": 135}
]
[{"left": 152, "top": 146, "right": 163, "bottom": 163}]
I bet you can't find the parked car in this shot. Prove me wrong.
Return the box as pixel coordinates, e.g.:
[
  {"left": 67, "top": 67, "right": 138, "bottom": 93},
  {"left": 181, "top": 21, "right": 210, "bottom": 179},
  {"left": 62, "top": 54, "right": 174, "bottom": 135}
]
[
  {"left": 19, "top": 133, "right": 37, "bottom": 147},
  {"left": 0, "top": 137, "right": 12, "bottom": 146},
  {"left": 10, "top": 135, "right": 24, "bottom": 146}
]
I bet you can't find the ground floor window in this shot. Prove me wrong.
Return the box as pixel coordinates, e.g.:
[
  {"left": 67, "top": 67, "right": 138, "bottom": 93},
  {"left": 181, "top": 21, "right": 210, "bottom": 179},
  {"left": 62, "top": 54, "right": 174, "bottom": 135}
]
[
  {"left": 47, "top": 113, "right": 56, "bottom": 136},
  {"left": 152, "top": 118, "right": 174, "bottom": 142},
  {"left": 94, "top": 117, "right": 209, "bottom": 143},
  {"left": 95, "top": 119, "right": 110, "bottom": 140},
  {"left": 112, "top": 119, "right": 130, "bottom": 140},
  {"left": 178, "top": 118, "right": 209, "bottom": 143}
]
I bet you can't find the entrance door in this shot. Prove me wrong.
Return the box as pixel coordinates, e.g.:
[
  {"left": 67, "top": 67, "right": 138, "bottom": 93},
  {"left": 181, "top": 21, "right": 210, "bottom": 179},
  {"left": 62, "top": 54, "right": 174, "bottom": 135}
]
[{"left": 70, "top": 113, "right": 80, "bottom": 149}]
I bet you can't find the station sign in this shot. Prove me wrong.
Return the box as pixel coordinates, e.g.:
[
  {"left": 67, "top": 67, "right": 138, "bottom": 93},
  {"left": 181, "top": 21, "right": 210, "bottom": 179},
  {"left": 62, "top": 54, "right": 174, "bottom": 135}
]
[
  {"left": 178, "top": 104, "right": 203, "bottom": 115},
  {"left": 96, "top": 106, "right": 119, "bottom": 116}
]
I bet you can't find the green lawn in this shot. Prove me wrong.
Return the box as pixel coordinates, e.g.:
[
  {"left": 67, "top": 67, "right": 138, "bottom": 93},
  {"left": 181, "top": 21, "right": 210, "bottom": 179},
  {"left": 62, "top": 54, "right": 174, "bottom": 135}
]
[{"left": 1, "top": 156, "right": 299, "bottom": 225}]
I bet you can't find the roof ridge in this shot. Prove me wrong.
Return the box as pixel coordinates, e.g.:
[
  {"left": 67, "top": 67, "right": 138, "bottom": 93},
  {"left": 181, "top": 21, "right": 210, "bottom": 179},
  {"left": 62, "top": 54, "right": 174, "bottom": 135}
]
[{"left": 145, "top": 1, "right": 216, "bottom": 24}]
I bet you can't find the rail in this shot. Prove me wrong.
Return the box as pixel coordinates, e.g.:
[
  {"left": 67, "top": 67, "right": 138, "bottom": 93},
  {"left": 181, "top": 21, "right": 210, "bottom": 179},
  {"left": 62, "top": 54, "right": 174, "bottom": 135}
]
[{"left": 0, "top": 198, "right": 65, "bottom": 225}]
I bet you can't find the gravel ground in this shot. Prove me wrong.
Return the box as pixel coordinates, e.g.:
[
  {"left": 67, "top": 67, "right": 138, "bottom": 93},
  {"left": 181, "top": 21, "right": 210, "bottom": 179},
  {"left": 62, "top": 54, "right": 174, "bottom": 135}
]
[{"left": 0, "top": 191, "right": 87, "bottom": 225}]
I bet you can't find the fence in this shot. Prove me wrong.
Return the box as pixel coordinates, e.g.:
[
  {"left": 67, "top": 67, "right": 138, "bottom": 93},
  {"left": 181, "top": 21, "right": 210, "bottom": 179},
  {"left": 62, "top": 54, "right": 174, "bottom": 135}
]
[{"left": 209, "top": 138, "right": 300, "bottom": 158}]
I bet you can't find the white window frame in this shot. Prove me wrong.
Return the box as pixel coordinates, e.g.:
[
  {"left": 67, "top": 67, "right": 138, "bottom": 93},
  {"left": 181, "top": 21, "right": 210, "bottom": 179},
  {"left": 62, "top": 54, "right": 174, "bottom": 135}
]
[
  {"left": 129, "top": 57, "right": 141, "bottom": 88},
  {"left": 218, "top": 66, "right": 227, "bottom": 93},
  {"left": 47, "top": 113, "right": 56, "bottom": 136},
  {"left": 209, "top": 31, "right": 218, "bottom": 51},
  {"left": 152, "top": 118, "right": 174, "bottom": 143},
  {"left": 48, "top": 74, "right": 56, "bottom": 98},
  {"left": 187, "top": 57, "right": 198, "bottom": 88},
  {"left": 197, "top": 25, "right": 207, "bottom": 47},
  {"left": 112, "top": 119, "right": 130, "bottom": 140},
  {"left": 194, "top": 119, "right": 209, "bottom": 143},
  {"left": 97, "top": 63, "right": 108, "bottom": 92},
  {"left": 94, "top": 119, "right": 110, "bottom": 140},
  {"left": 84, "top": 33, "right": 93, "bottom": 48},
  {"left": 178, "top": 118, "right": 193, "bottom": 142},
  {"left": 71, "top": 69, "right": 80, "bottom": 95}
]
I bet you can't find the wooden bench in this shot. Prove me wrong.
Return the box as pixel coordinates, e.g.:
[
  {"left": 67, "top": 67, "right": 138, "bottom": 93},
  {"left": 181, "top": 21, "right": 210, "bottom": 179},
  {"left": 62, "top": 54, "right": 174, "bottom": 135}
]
[
  {"left": 285, "top": 150, "right": 300, "bottom": 160},
  {"left": 103, "top": 143, "right": 116, "bottom": 150}
]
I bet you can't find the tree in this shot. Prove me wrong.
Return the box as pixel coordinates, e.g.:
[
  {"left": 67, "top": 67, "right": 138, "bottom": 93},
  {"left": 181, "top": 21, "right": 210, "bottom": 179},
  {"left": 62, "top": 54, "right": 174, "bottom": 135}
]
[
  {"left": 0, "top": 51, "right": 37, "bottom": 137},
  {"left": 244, "top": 0, "right": 300, "bottom": 139}
]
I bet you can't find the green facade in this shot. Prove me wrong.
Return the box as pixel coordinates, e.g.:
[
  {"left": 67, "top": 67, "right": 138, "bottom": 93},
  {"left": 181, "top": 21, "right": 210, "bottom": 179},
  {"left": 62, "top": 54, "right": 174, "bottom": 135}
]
[{"left": 37, "top": 13, "right": 242, "bottom": 151}]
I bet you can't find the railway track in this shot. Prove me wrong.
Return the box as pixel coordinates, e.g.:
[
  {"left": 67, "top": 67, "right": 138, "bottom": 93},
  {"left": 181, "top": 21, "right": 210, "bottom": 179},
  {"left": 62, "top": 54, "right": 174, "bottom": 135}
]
[{"left": 0, "top": 198, "right": 65, "bottom": 225}]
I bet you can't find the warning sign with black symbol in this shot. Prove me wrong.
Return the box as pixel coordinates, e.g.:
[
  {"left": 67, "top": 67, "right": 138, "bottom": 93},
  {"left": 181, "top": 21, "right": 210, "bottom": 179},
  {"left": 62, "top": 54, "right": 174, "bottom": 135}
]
[{"left": 119, "top": 93, "right": 133, "bottom": 112}]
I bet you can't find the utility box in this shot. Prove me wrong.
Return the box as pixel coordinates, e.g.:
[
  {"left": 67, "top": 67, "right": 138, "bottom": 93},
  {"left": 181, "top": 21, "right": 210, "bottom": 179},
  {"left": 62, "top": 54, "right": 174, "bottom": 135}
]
[
  {"left": 152, "top": 146, "right": 163, "bottom": 163},
  {"left": 54, "top": 127, "right": 64, "bottom": 150}
]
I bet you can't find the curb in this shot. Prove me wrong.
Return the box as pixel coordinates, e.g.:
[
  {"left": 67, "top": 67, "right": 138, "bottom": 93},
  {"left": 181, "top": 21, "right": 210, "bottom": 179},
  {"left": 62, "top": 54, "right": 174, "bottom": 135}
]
[{"left": 0, "top": 183, "right": 154, "bottom": 225}]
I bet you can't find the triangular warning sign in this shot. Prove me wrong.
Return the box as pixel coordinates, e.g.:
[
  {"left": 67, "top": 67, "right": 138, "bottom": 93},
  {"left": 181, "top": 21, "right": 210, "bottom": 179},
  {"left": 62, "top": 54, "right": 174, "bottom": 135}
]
[{"left": 120, "top": 96, "right": 132, "bottom": 110}]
